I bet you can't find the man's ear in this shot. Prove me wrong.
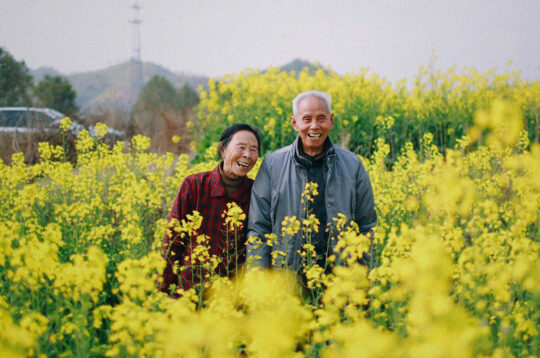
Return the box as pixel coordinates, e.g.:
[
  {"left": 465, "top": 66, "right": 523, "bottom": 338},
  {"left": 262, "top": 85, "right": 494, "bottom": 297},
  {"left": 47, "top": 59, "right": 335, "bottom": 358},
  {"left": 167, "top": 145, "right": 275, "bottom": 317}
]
[
  {"left": 291, "top": 116, "right": 298, "bottom": 131},
  {"left": 330, "top": 113, "right": 334, "bottom": 127}
]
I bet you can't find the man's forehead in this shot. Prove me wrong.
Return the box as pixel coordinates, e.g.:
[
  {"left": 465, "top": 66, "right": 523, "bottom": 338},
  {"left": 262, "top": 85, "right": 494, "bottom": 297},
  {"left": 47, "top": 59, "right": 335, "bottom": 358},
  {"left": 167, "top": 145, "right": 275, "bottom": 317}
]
[{"left": 297, "top": 96, "right": 330, "bottom": 112}]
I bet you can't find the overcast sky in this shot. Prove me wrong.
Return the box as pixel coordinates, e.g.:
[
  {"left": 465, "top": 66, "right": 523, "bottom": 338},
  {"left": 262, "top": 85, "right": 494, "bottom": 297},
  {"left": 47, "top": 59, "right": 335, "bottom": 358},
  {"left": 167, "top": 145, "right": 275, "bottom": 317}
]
[{"left": 2, "top": 0, "right": 539, "bottom": 82}]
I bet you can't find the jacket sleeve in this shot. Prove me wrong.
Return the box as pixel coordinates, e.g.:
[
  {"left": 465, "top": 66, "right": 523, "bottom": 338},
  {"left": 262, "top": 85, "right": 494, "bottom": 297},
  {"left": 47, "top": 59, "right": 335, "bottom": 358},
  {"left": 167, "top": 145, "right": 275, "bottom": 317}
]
[
  {"left": 355, "top": 162, "right": 377, "bottom": 234},
  {"left": 246, "top": 159, "right": 272, "bottom": 268},
  {"left": 354, "top": 162, "right": 378, "bottom": 269}
]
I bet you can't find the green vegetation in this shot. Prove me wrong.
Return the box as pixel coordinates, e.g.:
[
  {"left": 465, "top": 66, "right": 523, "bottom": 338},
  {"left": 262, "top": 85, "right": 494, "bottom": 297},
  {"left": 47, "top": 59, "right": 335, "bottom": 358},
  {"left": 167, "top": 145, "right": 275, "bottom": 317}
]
[
  {"left": 34, "top": 75, "right": 79, "bottom": 116},
  {"left": 131, "top": 76, "right": 199, "bottom": 153},
  {"left": 0, "top": 47, "right": 33, "bottom": 106}
]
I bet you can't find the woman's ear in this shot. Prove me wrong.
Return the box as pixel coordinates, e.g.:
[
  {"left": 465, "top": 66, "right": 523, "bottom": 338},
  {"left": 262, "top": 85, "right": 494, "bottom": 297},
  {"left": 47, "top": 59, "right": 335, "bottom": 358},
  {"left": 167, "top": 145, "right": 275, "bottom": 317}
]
[{"left": 217, "top": 141, "right": 224, "bottom": 159}]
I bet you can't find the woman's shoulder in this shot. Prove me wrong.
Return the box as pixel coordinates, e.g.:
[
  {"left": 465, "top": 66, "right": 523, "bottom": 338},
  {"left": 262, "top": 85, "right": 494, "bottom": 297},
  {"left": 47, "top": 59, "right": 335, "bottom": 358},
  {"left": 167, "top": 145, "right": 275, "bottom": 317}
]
[{"left": 181, "top": 168, "right": 219, "bottom": 187}]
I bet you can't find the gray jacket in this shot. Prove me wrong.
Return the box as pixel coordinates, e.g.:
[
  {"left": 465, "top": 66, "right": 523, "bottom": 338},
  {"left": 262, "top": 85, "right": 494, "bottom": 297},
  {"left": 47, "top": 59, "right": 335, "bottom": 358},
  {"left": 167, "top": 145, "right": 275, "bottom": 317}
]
[{"left": 247, "top": 136, "right": 377, "bottom": 270}]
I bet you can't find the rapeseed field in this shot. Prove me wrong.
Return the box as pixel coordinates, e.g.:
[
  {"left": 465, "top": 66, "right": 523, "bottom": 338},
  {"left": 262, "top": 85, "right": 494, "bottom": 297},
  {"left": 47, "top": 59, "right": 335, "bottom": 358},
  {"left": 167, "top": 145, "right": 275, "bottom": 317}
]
[{"left": 1, "top": 68, "right": 539, "bottom": 357}]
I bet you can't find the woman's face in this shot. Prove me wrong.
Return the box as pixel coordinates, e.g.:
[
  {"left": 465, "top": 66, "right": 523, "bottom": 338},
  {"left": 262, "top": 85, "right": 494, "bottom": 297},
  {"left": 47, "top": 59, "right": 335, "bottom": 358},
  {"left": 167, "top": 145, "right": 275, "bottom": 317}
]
[{"left": 221, "top": 130, "right": 259, "bottom": 179}]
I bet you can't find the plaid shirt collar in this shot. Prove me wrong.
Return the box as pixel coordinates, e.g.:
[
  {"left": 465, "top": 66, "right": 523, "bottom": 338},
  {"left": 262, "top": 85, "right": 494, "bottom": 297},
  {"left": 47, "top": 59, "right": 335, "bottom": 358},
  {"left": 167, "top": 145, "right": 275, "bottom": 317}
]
[{"left": 209, "top": 163, "right": 252, "bottom": 203}]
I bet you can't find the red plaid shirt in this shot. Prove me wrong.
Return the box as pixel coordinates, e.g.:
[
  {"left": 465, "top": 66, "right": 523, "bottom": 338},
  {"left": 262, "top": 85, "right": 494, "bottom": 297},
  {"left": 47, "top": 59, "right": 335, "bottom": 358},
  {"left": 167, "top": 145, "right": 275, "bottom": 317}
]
[{"left": 160, "top": 164, "right": 253, "bottom": 295}]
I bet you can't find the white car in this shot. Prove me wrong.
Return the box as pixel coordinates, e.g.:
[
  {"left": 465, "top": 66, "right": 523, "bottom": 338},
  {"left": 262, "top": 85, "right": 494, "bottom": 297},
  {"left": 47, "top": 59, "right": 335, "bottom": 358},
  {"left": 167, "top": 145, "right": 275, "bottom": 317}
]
[
  {"left": 0, "top": 107, "right": 124, "bottom": 163},
  {"left": 0, "top": 107, "right": 81, "bottom": 133},
  {"left": 0, "top": 107, "right": 124, "bottom": 137}
]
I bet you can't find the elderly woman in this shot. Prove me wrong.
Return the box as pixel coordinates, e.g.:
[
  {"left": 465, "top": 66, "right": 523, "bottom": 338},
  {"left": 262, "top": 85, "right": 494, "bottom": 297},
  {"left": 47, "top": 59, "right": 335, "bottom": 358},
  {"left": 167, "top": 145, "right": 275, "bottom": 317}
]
[{"left": 160, "top": 124, "right": 261, "bottom": 295}]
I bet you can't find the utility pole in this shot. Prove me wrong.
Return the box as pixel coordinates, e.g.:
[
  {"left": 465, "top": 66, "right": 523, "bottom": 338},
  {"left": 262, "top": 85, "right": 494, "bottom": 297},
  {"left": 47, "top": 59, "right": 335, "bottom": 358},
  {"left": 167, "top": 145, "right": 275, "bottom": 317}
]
[{"left": 129, "top": 3, "right": 143, "bottom": 107}]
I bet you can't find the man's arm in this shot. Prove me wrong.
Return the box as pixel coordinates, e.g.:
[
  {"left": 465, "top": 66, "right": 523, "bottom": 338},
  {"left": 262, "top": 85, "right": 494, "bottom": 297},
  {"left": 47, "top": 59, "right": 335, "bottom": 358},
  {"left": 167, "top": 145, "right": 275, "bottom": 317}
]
[
  {"left": 355, "top": 162, "right": 377, "bottom": 233},
  {"left": 355, "top": 163, "right": 378, "bottom": 269},
  {"left": 246, "top": 160, "right": 273, "bottom": 268}
]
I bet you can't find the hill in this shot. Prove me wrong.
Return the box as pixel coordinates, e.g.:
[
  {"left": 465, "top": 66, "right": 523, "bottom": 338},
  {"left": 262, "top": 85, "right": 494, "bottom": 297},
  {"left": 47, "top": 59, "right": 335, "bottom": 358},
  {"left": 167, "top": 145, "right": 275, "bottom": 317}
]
[
  {"left": 30, "top": 67, "right": 62, "bottom": 83},
  {"left": 277, "top": 58, "right": 329, "bottom": 74},
  {"left": 30, "top": 59, "right": 322, "bottom": 112},
  {"left": 32, "top": 62, "right": 209, "bottom": 112}
]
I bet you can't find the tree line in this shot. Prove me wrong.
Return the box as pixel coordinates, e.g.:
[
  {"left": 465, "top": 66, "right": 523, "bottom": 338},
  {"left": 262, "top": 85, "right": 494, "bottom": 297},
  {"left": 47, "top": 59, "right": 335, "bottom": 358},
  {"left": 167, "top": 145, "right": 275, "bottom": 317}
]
[
  {"left": 0, "top": 47, "right": 78, "bottom": 115},
  {"left": 1, "top": 47, "right": 199, "bottom": 154}
]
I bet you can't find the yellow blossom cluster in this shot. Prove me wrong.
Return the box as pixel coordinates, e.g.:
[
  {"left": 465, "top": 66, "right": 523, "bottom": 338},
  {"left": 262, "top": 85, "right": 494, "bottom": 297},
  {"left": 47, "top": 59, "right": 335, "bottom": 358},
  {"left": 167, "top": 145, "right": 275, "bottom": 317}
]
[{"left": 194, "top": 64, "right": 539, "bottom": 163}]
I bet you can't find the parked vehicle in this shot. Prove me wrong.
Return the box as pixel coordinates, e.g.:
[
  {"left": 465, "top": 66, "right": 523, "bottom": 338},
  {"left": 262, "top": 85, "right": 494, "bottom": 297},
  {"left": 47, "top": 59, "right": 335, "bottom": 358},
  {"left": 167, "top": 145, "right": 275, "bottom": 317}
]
[{"left": 0, "top": 107, "right": 124, "bottom": 164}]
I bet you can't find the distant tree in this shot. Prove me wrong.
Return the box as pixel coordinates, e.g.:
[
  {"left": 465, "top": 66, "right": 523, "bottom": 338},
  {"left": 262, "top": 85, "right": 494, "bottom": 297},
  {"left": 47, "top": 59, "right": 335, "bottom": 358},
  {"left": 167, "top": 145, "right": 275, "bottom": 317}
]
[
  {"left": 177, "top": 83, "right": 199, "bottom": 111},
  {"left": 133, "top": 75, "right": 179, "bottom": 115},
  {"left": 132, "top": 75, "right": 191, "bottom": 153},
  {"left": 0, "top": 47, "right": 33, "bottom": 106},
  {"left": 34, "top": 75, "right": 79, "bottom": 115}
]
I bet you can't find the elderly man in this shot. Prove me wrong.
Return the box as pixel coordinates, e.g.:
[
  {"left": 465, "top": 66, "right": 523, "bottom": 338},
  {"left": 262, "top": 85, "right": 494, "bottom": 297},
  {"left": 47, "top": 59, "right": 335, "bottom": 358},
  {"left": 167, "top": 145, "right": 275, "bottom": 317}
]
[{"left": 247, "top": 90, "right": 377, "bottom": 272}]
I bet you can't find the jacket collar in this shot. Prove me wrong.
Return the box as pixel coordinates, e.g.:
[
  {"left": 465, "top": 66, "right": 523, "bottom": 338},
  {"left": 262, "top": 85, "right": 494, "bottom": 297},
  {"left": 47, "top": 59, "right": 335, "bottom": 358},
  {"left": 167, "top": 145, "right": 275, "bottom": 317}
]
[{"left": 291, "top": 135, "right": 335, "bottom": 167}]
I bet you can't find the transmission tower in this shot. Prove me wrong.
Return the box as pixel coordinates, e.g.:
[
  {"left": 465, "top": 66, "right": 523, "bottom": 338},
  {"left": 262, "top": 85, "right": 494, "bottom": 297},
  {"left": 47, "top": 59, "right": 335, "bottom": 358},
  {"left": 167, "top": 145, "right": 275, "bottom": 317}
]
[{"left": 129, "top": 3, "right": 143, "bottom": 107}]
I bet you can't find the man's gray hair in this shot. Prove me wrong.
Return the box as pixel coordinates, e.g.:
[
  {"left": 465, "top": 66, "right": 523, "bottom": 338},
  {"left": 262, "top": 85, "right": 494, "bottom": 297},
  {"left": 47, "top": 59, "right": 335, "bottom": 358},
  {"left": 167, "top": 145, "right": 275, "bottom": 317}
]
[{"left": 292, "top": 90, "right": 332, "bottom": 116}]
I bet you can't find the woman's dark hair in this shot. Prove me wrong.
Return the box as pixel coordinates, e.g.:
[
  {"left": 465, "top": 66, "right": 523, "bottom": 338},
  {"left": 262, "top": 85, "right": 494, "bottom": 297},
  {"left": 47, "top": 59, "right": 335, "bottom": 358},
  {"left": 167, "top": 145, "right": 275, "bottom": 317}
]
[{"left": 217, "top": 123, "right": 261, "bottom": 159}]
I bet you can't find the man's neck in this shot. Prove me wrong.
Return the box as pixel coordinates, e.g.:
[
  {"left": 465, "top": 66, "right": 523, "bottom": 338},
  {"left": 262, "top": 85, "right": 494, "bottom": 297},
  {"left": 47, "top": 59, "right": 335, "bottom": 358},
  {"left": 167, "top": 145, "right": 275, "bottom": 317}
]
[{"left": 298, "top": 138, "right": 329, "bottom": 161}]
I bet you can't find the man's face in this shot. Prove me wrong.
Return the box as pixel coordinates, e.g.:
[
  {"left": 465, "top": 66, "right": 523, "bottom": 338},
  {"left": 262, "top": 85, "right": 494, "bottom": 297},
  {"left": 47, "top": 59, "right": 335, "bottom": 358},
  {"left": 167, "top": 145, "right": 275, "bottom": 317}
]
[
  {"left": 291, "top": 96, "right": 334, "bottom": 156},
  {"left": 221, "top": 130, "right": 259, "bottom": 179}
]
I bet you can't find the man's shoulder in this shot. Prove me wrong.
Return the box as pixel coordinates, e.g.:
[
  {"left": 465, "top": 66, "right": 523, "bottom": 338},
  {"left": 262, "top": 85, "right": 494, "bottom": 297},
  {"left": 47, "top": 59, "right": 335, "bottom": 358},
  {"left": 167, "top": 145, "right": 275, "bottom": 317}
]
[
  {"left": 264, "top": 144, "right": 293, "bottom": 162},
  {"left": 332, "top": 144, "right": 361, "bottom": 163},
  {"left": 255, "top": 145, "right": 293, "bottom": 181},
  {"left": 330, "top": 144, "right": 369, "bottom": 177}
]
